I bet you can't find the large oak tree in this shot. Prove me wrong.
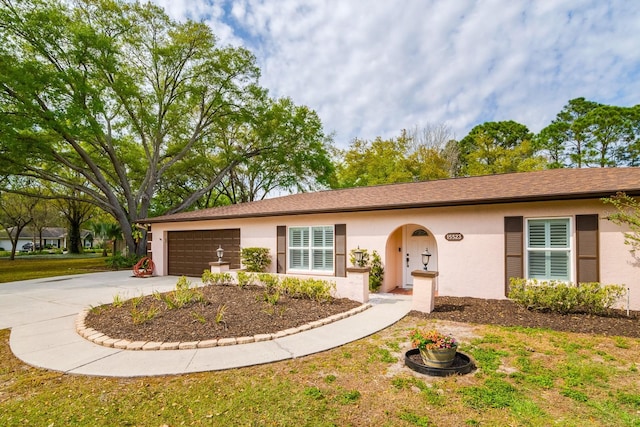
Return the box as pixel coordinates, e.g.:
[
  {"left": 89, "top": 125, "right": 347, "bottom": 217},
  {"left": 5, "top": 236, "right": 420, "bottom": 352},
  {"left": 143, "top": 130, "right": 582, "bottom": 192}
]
[{"left": 0, "top": 0, "right": 331, "bottom": 254}]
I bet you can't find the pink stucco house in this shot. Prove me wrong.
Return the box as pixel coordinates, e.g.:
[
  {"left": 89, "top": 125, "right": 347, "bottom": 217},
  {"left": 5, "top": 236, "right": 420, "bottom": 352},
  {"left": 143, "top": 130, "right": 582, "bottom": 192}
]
[{"left": 144, "top": 168, "right": 640, "bottom": 310}]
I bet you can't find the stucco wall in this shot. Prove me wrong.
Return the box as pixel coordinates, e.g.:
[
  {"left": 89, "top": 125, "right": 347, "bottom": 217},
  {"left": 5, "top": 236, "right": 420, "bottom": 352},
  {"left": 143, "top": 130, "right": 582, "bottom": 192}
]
[{"left": 149, "top": 198, "right": 640, "bottom": 310}]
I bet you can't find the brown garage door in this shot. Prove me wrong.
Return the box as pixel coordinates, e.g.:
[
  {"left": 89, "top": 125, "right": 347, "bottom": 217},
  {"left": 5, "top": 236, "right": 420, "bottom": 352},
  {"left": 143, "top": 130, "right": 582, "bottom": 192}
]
[{"left": 167, "top": 229, "right": 240, "bottom": 276}]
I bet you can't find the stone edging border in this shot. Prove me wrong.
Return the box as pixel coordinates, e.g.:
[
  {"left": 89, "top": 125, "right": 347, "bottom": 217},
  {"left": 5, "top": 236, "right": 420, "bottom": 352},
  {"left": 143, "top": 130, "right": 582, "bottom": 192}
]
[{"left": 75, "top": 303, "right": 372, "bottom": 351}]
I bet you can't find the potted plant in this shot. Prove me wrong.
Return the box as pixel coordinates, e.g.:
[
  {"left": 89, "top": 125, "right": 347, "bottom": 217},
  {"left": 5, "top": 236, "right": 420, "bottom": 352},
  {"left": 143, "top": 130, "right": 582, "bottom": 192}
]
[{"left": 409, "top": 328, "right": 458, "bottom": 368}]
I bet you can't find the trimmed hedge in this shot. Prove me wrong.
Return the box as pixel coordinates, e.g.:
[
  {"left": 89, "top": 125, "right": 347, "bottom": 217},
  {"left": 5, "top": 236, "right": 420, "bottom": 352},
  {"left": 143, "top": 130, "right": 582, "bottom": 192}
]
[{"left": 508, "top": 278, "right": 626, "bottom": 315}]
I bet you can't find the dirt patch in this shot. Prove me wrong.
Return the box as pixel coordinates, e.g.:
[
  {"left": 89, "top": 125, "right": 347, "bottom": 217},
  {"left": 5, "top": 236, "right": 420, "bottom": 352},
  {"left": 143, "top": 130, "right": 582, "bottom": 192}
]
[
  {"left": 84, "top": 284, "right": 362, "bottom": 343},
  {"left": 413, "top": 296, "right": 640, "bottom": 338}
]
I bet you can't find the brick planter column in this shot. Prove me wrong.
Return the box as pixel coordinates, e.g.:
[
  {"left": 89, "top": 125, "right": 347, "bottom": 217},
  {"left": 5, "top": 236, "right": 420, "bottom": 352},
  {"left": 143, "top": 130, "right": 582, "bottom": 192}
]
[
  {"left": 345, "top": 267, "right": 371, "bottom": 303},
  {"left": 208, "top": 261, "right": 230, "bottom": 273},
  {"left": 411, "top": 270, "right": 439, "bottom": 313}
]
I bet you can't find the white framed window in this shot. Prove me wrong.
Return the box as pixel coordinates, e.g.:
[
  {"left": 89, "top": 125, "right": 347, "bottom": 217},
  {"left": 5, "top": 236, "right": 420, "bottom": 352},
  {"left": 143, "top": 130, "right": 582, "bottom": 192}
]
[
  {"left": 288, "top": 226, "right": 334, "bottom": 272},
  {"left": 526, "top": 218, "right": 571, "bottom": 281}
]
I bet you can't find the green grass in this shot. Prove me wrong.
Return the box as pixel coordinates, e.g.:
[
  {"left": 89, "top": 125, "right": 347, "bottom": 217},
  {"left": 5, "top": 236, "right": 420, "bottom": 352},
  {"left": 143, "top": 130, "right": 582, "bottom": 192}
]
[
  {"left": 1, "top": 320, "right": 639, "bottom": 426},
  {"left": 0, "top": 256, "right": 109, "bottom": 283},
  {"left": 0, "top": 268, "right": 639, "bottom": 425}
]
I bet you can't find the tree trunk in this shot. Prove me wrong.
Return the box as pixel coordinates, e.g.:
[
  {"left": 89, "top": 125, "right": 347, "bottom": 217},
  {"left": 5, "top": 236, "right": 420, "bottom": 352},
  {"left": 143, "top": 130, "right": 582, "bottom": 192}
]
[{"left": 68, "top": 222, "right": 82, "bottom": 254}]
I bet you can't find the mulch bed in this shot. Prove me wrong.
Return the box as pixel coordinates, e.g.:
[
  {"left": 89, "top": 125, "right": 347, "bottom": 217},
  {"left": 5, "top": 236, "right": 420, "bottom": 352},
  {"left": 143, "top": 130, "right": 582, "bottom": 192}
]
[
  {"left": 412, "top": 296, "right": 640, "bottom": 338},
  {"left": 85, "top": 288, "right": 640, "bottom": 344},
  {"left": 84, "top": 284, "right": 362, "bottom": 343}
]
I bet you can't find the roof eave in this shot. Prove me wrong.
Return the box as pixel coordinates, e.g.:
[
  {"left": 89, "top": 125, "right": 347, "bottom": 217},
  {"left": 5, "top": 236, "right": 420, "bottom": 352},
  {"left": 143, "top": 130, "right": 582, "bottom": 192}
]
[{"left": 141, "top": 190, "right": 633, "bottom": 225}]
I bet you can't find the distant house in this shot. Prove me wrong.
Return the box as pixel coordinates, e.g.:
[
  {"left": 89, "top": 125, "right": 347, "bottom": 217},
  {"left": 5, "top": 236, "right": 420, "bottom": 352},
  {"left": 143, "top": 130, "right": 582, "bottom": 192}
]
[
  {"left": 142, "top": 168, "right": 640, "bottom": 310},
  {"left": 0, "top": 227, "right": 93, "bottom": 251}
]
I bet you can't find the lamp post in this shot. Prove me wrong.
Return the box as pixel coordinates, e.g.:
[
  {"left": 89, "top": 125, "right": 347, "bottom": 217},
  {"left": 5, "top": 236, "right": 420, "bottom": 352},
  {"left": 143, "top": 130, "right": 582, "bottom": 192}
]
[
  {"left": 216, "top": 245, "right": 224, "bottom": 263},
  {"left": 421, "top": 248, "right": 431, "bottom": 271},
  {"left": 354, "top": 246, "right": 364, "bottom": 267}
]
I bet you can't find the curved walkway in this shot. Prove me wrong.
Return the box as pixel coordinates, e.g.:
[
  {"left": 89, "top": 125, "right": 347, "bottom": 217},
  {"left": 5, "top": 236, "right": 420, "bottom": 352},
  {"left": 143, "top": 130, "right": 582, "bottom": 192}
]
[{"left": 1, "top": 271, "right": 412, "bottom": 377}]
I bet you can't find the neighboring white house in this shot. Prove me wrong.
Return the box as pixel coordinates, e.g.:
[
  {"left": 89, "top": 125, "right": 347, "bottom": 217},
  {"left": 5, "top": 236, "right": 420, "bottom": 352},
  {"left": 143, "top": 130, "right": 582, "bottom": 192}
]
[
  {"left": 0, "top": 227, "right": 93, "bottom": 251},
  {"left": 142, "top": 168, "right": 640, "bottom": 310}
]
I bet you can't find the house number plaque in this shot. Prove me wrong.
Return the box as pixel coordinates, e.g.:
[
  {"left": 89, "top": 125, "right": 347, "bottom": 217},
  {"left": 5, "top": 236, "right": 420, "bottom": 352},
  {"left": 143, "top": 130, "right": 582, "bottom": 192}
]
[{"left": 445, "top": 233, "right": 464, "bottom": 241}]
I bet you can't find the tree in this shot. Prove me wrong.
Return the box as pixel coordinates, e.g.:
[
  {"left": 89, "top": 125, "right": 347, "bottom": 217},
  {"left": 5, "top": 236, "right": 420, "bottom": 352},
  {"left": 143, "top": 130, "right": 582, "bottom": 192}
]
[
  {"left": 406, "top": 124, "right": 457, "bottom": 180},
  {"left": 603, "top": 192, "right": 640, "bottom": 256},
  {"left": 55, "top": 194, "right": 96, "bottom": 253},
  {"left": 333, "top": 135, "right": 414, "bottom": 188},
  {"left": 457, "top": 121, "right": 545, "bottom": 175},
  {"left": 0, "top": 191, "right": 39, "bottom": 259},
  {"left": 331, "top": 125, "right": 453, "bottom": 188},
  {"left": 0, "top": 0, "right": 331, "bottom": 254},
  {"left": 536, "top": 98, "right": 639, "bottom": 168},
  {"left": 30, "top": 196, "right": 62, "bottom": 250},
  {"left": 151, "top": 98, "right": 333, "bottom": 209}
]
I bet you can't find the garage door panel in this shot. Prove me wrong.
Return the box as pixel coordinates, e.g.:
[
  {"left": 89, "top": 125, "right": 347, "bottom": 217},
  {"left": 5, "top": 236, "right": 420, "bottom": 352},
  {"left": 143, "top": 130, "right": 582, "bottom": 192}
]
[{"left": 167, "top": 229, "right": 240, "bottom": 276}]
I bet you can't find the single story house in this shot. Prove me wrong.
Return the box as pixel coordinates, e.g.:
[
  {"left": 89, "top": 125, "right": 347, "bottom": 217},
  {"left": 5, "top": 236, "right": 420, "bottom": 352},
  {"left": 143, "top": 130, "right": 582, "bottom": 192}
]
[
  {"left": 0, "top": 227, "right": 93, "bottom": 251},
  {"left": 143, "top": 168, "right": 640, "bottom": 310}
]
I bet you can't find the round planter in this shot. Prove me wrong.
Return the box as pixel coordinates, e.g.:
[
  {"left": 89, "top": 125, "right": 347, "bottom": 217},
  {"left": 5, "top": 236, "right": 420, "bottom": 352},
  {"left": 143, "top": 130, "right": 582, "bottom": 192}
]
[
  {"left": 419, "top": 346, "right": 457, "bottom": 368},
  {"left": 405, "top": 349, "right": 475, "bottom": 377}
]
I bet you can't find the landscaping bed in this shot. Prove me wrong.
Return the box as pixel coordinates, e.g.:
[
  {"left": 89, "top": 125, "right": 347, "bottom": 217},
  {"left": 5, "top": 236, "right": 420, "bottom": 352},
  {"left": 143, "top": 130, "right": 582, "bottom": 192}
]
[
  {"left": 84, "top": 284, "right": 362, "bottom": 343},
  {"left": 414, "top": 296, "right": 640, "bottom": 338}
]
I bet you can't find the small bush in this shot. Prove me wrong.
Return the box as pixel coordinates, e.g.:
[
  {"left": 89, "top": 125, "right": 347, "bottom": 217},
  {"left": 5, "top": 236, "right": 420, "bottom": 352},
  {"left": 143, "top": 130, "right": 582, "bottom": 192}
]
[
  {"left": 112, "top": 294, "right": 125, "bottom": 308},
  {"left": 155, "top": 276, "right": 204, "bottom": 309},
  {"left": 508, "top": 278, "right": 626, "bottom": 315},
  {"left": 201, "top": 271, "right": 232, "bottom": 286},
  {"left": 257, "top": 273, "right": 280, "bottom": 293},
  {"left": 105, "top": 254, "right": 139, "bottom": 270},
  {"left": 241, "top": 247, "right": 272, "bottom": 272},
  {"left": 130, "top": 306, "right": 159, "bottom": 325},
  {"left": 262, "top": 290, "right": 280, "bottom": 305},
  {"left": 236, "top": 271, "right": 255, "bottom": 288},
  {"left": 369, "top": 250, "right": 384, "bottom": 292},
  {"left": 278, "top": 276, "right": 335, "bottom": 302}
]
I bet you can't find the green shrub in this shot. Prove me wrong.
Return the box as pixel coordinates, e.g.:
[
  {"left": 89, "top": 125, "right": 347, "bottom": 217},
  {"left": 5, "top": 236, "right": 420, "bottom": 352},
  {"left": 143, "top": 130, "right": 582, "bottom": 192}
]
[
  {"left": 278, "top": 276, "right": 335, "bottom": 302},
  {"left": 236, "top": 271, "right": 255, "bottom": 288},
  {"left": 130, "top": 306, "right": 159, "bottom": 325},
  {"left": 257, "top": 273, "right": 280, "bottom": 293},
  {"left": 201, "top": 271, "right": 232, "bottom": 286},
  {"left": 241, "top": 247, "right": 272, "bottom": 272},
  {"left": 279, "top": 276, "right": 302, "bottom": 297},
  {"left": 369, "top": 250, "right": 384, "bottom": 292},
  {"left": 105, "top": 254, "right": 139, "bottom": 270},
  {"left": 154, "top": 276, "right": 204, "bottom": 309},
  {"left": 508, "top": 278, "right": 626, "bottom": 315}
]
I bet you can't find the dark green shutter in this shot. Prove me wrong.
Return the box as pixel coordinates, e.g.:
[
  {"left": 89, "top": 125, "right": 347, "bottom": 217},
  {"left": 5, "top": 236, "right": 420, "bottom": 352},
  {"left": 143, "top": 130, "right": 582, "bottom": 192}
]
[
  {"left": 576, "top": 214, "right": 599, "bottom": 283},
  {"left": 276, "top": 226, "right": 286, "bottom": 273},
  {"left": 335, "top": 224, "right": 346, "bottom": 277},
  {"left": 504, "top": 216, "right": 523, "bottom": 294}
]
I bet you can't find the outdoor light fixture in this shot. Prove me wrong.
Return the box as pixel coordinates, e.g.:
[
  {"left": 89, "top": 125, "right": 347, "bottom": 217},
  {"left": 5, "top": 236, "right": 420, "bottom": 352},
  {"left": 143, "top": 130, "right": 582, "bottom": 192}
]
[
  {"left": 421, "top": 248, "right": 431, "bottom": 271},
  {"left": 216, "top": 245, "right": 224, "bottom": 262},
  {"left": 354, "top": 246, "right": 364, "bottom": 267}
]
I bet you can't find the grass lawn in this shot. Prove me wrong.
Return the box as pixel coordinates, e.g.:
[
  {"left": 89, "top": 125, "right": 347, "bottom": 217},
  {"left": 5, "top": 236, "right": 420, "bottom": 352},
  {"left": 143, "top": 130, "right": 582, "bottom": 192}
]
[
  {"left": 0, "top": 255, "right": 110, "bottom": 283},
  {"left": 0, "top": 261, "right": 638, "bottom": 425},
  {"left": 1, "top": 315, "right": 639, "bottom": 425}
]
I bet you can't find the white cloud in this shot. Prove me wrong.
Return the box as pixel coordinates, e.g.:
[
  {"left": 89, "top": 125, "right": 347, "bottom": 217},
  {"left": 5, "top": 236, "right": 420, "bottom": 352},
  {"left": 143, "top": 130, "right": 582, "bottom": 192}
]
[{"left": 152, "top": 0, "right": 640, "bottom": 146}]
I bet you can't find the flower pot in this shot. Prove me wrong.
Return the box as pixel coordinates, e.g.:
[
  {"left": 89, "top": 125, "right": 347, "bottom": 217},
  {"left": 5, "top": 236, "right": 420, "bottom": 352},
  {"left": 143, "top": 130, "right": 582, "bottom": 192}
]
[{"left": 419, "top": 347, "right": 457, "bottom": 368}]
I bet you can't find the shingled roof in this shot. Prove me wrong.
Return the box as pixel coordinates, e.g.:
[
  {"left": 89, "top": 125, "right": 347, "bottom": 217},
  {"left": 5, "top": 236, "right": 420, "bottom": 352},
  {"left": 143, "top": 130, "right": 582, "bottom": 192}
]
[{"left": 144, "top": 168, "right": 640, "bottom": 223}]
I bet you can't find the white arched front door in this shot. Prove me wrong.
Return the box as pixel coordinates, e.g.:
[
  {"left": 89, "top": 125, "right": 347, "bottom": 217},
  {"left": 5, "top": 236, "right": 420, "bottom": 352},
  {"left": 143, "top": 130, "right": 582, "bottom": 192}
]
[{"left": 403, "top": 225, "right": 436, "bottom": 287}]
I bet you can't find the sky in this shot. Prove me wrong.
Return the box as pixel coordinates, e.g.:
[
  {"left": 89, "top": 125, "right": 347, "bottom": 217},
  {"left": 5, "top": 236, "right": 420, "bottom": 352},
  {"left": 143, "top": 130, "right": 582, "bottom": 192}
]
[{"left": 150, "top": 0, "right": 640, "bottom": 147}]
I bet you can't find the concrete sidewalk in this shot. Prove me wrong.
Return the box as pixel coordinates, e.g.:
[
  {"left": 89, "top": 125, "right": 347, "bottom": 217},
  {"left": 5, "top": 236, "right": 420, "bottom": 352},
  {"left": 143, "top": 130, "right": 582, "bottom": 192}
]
[{"left": 3, "top": 271, "right": 412, "bottom": 377}]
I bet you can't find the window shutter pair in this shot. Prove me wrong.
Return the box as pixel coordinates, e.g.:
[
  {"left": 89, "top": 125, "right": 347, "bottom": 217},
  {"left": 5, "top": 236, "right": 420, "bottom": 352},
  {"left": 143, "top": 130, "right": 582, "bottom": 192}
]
[
  {"left": 503, "top": 215, "right": 598, "bottom": 294},
  {"left": 276, "top": 224, "right": 347, "bottom": 277}
]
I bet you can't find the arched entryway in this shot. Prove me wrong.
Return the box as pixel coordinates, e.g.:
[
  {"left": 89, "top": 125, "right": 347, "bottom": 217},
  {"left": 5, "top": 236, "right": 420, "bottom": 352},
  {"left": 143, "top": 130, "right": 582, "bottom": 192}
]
[{"left": 384, "top": 224, "right": 437, "bottom": 292}]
